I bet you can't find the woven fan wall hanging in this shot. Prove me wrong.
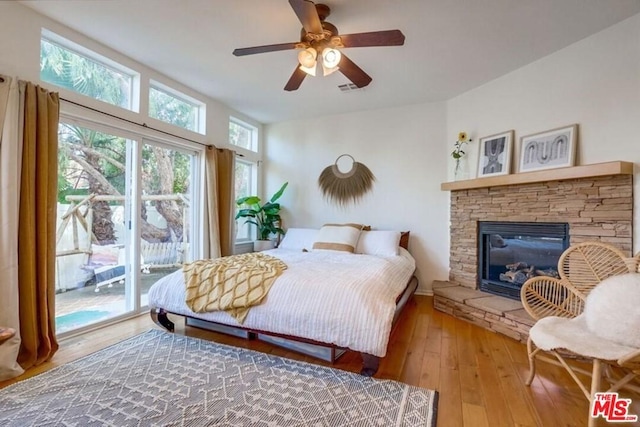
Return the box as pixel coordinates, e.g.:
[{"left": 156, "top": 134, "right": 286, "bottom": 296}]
[{"left": 318, "top": 154, "right": 375, "bottom": 206}]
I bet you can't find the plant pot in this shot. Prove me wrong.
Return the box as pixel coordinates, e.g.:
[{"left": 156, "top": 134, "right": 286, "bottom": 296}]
[{"left": 253, "top": 240, "right": 276, "bottom": 252}]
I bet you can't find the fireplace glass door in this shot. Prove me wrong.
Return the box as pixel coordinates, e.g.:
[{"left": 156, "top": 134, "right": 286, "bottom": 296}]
[{"left": 478, "top": 222, "right": 569, "bottom": 300}]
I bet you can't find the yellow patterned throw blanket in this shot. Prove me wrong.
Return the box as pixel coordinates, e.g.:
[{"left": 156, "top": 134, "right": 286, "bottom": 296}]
[{"left": 184, "top": 252, "right": 287, "bottom": 323}]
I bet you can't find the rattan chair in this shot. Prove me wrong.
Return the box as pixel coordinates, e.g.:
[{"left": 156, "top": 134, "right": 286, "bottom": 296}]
[{"left": 521, "top": 242, "right": 640, "bottom": 427}]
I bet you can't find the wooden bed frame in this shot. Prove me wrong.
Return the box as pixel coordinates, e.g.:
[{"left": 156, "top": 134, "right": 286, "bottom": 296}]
[{"left": 151, "top": 274, "right": 418, "bottom": 377}]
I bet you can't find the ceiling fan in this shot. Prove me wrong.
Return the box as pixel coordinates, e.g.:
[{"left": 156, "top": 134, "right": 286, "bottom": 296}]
[{"left": 232, "top": 0, "right": 405, "bottom": 91}]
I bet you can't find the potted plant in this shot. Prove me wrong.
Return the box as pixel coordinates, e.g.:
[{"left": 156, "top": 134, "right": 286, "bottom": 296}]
[{"left": 235, "top": 182, "right": 288, "bottom": 251}]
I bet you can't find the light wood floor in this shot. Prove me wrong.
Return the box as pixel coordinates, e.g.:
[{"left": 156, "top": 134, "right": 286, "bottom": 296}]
[{"left": 1, "top": 295, "right": 638, "bottom": 426}]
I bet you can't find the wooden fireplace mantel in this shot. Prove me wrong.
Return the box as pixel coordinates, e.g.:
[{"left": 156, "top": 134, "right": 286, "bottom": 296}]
[{"left": 441, "top": 161, "right": 633, "bottom": 191}]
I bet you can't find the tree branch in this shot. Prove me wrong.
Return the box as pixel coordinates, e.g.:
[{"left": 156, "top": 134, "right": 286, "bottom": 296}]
[
  {"left": 62, "top": 142, "right": 125, "bottom": 171},
  {"left": 63, "top": 150, "right": 121, "bottom": 196}
]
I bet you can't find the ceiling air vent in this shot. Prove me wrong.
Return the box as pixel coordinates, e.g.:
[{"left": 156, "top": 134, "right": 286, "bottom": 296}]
[{"left": 338, "top": 83, "right": 363, "bottom": 92}]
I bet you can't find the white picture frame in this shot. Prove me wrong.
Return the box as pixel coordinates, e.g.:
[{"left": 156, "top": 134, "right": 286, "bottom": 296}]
[
  {"left": 519, "top": 124, "right": 577, "bottom": 172},
  {"left": 477, "top": 130, "right": 513, "bottom": 177}
]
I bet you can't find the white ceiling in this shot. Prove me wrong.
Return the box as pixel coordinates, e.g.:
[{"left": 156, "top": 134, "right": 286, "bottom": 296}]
[{"left": 20, "top": 0, "right": 640, "bottom": 124}]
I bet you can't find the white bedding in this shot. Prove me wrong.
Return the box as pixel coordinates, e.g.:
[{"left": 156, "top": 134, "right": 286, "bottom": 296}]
[{"left": 148, "top": 247, "right": 416, "bottom": 357}]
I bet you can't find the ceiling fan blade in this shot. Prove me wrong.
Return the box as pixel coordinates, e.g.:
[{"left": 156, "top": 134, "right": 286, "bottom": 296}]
[
  {"left": 338, "top": 54, "right": 372, "bottom": 88},
  {"left": 284, "top": 66, "right": 307, "bottom": 91},
  {"left": 339, "top": 30, "right": 405, "bottom": 48},
  {"left": 233, "top": 42, "right": 299, "bottom": 56},
  {"left": 289, "top": 0, "right": 323, "bottom": 34}
]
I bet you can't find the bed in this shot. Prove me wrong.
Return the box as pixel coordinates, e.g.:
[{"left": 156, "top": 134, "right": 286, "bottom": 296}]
[{"left": 147, "top": 227, "right": 417, "bottom": 376}]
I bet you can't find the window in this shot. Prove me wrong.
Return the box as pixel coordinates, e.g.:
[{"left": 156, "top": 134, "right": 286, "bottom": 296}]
[
  {"left": 229, "top": 118, "right": 258, "bottom": 152},
  {"left": 234, "top": 159, "right": 257, "bottom": 241},
  {"left": 149, "top": 82, "right": 205, "bottom": 134},
  {"left": 229, "top": 118, "right": 260, "bottom": 242},
  {"left": 40, "top": 30, "right": 136, "bottom": 110}
]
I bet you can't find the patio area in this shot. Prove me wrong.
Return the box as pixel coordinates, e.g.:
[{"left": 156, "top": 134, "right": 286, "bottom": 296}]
[{"left": 55, "top": 268, "right": 177, "bottom": 333}]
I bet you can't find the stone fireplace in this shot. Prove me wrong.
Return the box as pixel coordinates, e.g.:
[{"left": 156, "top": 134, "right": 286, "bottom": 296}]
[
  {"left": 449, "top": 173, "right": 632, "bottom": 289},
  {"left": 434, "top": 162, "right": 633, "bottom": 341}
]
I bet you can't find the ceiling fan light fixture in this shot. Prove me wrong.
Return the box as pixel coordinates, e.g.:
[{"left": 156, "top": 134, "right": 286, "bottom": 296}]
[
  {"left": 298, "top": 47, "right": 317, "bottom": 67},
  {"left": 298, "top": 47, "right": 317, "bottom": 76},
  {"left": 322, "top": 63, "right": 340, "bottom": 76},
  {"left": 321, "top": 47, "right": 341, "bottom": 69},
  {"left": 299, "top": 63, "right": 317, "bottom": 76}
]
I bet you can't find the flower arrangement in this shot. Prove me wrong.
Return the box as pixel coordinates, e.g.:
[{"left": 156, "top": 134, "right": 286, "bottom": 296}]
[{"left": 452, "top": 131, "right": 472, "bottom": 178}]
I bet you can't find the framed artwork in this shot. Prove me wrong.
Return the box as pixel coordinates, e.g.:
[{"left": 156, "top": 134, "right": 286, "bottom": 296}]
[
  {"left": 519, "top": 124, "right": 577, "bottom": 172},
  {"left": 477, "top": 130, "right": 513, "bottom": 177}
]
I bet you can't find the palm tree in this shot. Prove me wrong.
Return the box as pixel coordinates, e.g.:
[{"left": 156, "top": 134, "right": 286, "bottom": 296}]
[{"left": 44, "top": 40, "right": 190, "bottom": 243}]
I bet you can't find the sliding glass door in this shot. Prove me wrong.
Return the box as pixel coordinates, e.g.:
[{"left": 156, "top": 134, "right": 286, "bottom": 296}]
[
  {"left": 55, "top": 120, "right": 200, "bottom": 334},
  {"left": 55, "top": 122, "right": 132, "bottom": 333},
  {"left": 138, "top": 139, "right": 196, "bottom": 306}
]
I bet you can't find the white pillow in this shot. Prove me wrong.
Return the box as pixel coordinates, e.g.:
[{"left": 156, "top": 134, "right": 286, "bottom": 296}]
[
  {"left": 312, "top": 224, "right": 363, "bottom": 253},
  {"left": 356, "top": 230, "right": 401, "bottom": 256},
  {"left": 584, "top": 273, "right": 640, "bottom": 348},
  {"left": 278, "top": 228, "right": 319, "bottom": 251}
]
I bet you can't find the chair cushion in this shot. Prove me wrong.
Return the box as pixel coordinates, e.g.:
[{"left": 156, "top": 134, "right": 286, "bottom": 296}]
[
  {"left": 584, "top": 272, "right": 640, "bottom": 348},
  {"left": 529, "top": 315, "right": 637, "bottom": 361},
  {"left": 530, "top": 272, "right": 640, "bottom": 360}
]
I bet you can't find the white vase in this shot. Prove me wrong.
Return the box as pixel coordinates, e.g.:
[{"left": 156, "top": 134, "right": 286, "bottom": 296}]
[{"left": 253, "top": 240, "right": 276, "bottom": 252}]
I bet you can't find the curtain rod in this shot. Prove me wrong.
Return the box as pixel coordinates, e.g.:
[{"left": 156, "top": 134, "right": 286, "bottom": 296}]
[{"left": 61, "top": 96, "right": 213, "bottom": 149}]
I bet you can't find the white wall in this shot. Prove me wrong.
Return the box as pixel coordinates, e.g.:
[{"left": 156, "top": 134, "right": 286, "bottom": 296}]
[
  {"left": 265, "top": 103, "right": 450, "bottom": 294},
  {"left": 447, "top": 13, "right": 640, "bottom": 247}
]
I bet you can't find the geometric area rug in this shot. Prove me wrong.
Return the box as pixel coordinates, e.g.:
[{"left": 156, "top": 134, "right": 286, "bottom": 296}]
[{"left": 0, "top": 329, "right": 438, "bottom": 426}]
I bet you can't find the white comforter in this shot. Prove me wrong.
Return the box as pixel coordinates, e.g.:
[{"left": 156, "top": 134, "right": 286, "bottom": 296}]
[{"left": 148, "top": 247, "right": 416, "bottom": 357}]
